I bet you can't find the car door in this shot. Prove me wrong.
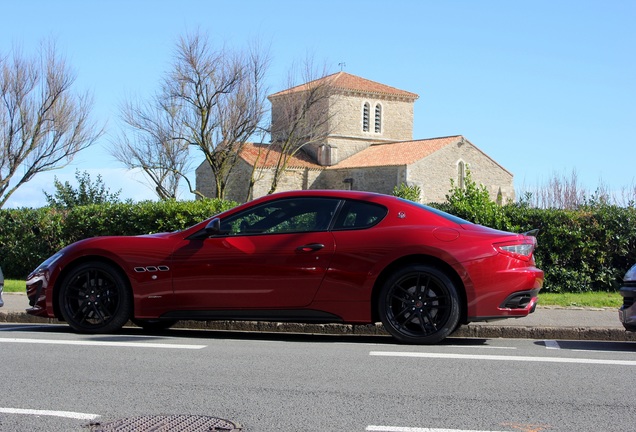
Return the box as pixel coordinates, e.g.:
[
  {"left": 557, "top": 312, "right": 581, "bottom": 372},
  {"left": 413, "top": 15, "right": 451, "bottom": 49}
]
[{"left": 170, "top": 197, "right": 340, "bottom": 309}]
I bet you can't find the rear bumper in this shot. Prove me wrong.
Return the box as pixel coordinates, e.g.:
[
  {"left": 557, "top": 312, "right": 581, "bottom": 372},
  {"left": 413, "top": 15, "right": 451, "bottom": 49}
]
[
  {"left": 463, "top": 256, "right": 544, "bottom": 321},
  {"left": 468, "top": 288, "right": 540, "bottom": 322}
]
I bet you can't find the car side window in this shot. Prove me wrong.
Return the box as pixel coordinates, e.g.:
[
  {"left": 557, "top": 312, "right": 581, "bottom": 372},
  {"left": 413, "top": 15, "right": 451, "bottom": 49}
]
[
  {"left": 220, "top": 198, "right": 340, "bottom": 235},
  {"left": 333, "top": 200, "right": 387, "bottom": 230}
]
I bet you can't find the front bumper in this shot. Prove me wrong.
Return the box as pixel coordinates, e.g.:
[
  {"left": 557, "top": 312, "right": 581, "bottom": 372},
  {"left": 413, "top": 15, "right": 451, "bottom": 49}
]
[
  {"left": 619, "top": 285, "right": 636, "bottom": 331},
  {"left": 26, "top": 273, "right": 50, "bottom": 317}
]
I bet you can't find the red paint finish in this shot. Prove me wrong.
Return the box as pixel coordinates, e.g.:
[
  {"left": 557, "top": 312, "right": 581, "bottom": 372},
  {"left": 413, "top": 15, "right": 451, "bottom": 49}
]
[{"left": 25, "top": 190, "right": 543, "bottom": 334}]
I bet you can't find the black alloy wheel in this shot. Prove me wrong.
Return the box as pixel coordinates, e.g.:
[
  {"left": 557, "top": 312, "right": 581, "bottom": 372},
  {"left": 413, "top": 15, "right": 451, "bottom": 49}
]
[
  {"left": 379, "top": 264, "right": 460, "bottom": 344},
  {"left": 58, "top": 261, "right": 132, "bottom": 333}
]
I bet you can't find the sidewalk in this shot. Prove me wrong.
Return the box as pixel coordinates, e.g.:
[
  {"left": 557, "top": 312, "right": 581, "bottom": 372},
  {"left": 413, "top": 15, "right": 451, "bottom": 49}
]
[{"left": 2, "top": 292, "right": 634, "bottom": 341}]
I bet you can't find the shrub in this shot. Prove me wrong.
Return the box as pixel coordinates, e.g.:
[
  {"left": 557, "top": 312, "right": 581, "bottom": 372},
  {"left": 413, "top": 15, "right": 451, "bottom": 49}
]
[
  {"left": 436, "top": 170, "right": 511, "bottom": 231},
  {"left": 392, "top": 183, "right": 422, "bottom": 202},
  {"left": 45, "top": 169, "right": 123, "bottom": 208}
]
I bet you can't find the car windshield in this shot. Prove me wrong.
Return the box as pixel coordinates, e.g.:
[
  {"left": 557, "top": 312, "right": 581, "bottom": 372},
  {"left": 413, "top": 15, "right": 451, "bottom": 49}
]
[{"left": 399, "top": 199, "right": 472, "bottom": 225}]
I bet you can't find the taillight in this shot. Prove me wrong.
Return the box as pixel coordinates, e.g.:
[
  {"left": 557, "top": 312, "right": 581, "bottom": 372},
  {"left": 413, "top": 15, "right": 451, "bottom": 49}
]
[{"left": 494, "top": 239, "right": 536, "bottom": 261}]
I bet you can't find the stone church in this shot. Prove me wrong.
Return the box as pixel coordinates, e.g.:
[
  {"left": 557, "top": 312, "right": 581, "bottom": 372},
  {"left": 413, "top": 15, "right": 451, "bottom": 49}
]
[{"left": 195, "top": 72, "right": 514, "bottom": 204}]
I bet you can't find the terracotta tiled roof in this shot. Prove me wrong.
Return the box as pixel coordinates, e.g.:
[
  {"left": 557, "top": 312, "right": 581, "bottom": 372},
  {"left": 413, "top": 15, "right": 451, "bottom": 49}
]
[
  {"left": 331, "top": 136, "right": 463, "bottom": 169},
  {"left": 269, "top": 72, "right": 419, "bottom": 100},
  {"left": 239, "top": 143, "right": 323, "bottom": 169}
]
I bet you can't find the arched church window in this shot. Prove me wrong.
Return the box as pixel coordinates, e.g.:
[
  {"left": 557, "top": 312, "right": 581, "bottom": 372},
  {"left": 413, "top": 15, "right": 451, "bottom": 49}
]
[
  {"left": 374, "top": 104, "right": 382, "bottom": 133},
  {"left": 362, "top": 103, "right": 370, "bottom": 132}
]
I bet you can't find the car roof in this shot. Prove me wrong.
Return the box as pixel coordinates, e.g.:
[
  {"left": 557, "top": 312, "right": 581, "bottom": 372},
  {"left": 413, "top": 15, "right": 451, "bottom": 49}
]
[{"left": 256, "top": 189, "right": 392, "bottom": 202}]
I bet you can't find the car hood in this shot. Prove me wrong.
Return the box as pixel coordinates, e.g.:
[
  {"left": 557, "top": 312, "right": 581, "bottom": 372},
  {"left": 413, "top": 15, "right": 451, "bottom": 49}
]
[{"left": 137, "top": 232, "right": 174, "bottom": 239}]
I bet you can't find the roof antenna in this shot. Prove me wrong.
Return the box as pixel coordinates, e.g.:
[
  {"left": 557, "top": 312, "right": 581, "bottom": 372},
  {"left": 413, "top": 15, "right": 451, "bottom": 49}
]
[{"left": 338, "top": 62, "right": 346, "bottom": 71}]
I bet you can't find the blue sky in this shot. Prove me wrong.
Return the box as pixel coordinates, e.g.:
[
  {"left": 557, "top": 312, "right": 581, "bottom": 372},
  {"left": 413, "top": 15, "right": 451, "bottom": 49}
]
[{"left": 2, "top": 0, "right": 634, "bottom": 207}]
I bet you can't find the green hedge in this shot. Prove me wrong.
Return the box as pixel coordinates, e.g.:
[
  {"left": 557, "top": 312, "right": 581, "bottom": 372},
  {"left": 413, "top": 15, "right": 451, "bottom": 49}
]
[
  {"left": 0, "top": 199, "right": 236, "bottom": 278},
  {"left": 1, "top": 197, "right": 635, "bottom": 293}
]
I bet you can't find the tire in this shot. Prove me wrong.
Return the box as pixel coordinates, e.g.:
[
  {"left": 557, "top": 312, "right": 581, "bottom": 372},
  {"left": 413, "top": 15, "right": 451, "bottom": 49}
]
[
  {"left": 379, "top": 264, "right": 460, "bottom": 344},
  {"left": 58, "top": 261, "right": 132, "bottom": 334},
  {"left": 131, "top": 318, "right": 178, "bottom": 332}
]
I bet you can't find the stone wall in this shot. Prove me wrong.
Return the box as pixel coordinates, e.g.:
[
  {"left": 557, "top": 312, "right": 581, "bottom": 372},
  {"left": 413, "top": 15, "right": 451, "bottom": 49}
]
[
  {"left": 328, "top": 93, "right": 414, "bottom": 142},
  {"left": 318, "top": 166, "right": 403, "bottom": 195},
  {"left": 249, "top": 167, "right": 322, "bottom": 200},
  {"left": 272, "top": 90, "right": 417, "bottom": 166},
  {"left": 196, "top": 158, "right": 326, "bottom": 203},
  {"left": 406, "top": 140, "right": 514, "bottom": 203},
  {"left": 195, "top": 162, "right": 215, "bottom": 198},
  {"left": 196, "top": 141, "right": 514, "bottom": 204},
  {"left": 324, "top": 93, "right": 414, "bottom": 164}
]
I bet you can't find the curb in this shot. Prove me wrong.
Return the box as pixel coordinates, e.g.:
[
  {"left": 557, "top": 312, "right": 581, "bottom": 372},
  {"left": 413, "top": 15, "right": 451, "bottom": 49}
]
[{"left": 2, "top": 311, "right": 635, "bottom": 342}]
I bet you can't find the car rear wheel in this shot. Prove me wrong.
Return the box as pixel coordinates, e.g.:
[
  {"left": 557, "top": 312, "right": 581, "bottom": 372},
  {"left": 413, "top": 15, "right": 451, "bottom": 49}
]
[
  {"left": 379, "top": 264, "right": 460, "bottom": 344},
  {"left": 131, "top": 318, "right": 178, "bottom": 332},
  {"left": 58, "top": 262, "right": 132, "bottom": 333}
]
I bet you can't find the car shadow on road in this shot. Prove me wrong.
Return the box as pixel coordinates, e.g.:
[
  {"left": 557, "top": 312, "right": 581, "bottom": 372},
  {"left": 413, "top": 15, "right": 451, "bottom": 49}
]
[{"left": 534, "top": 339, "right": 636, "bottom": 352}]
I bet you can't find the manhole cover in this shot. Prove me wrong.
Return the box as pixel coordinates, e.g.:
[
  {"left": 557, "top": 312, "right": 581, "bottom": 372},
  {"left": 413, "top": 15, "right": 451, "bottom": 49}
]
[{"left": 88, "top": 415, "right": 242, "bottom": 431}]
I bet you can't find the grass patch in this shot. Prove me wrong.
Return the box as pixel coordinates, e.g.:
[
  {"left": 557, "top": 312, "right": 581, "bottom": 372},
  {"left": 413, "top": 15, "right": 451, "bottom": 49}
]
[
  {"left": 538, "top": 291, "right": 621, "bottom": 308},
  {"left": 3, "top": 279, "right": 25, "bottom": 293}
]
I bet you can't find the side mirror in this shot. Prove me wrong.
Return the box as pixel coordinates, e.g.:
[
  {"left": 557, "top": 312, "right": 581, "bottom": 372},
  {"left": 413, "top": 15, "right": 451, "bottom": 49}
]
[{"left": 204, "top": 218, "right": 222, "bottom": 236}]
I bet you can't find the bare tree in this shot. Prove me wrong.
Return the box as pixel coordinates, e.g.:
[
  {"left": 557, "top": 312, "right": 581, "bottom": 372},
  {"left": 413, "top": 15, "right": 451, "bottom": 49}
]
[
  {"left": 113, "top": 31, "right": 269, "bottom": 200},
  {"left": 515, "top": 169, "right": 636, "bottom": 209},
  {"left": 261, "top": 61, "right": 334, "bottom": 195},
  {"left": 517, "top": 170, "right": 587, "bottom": 209},
  {"left": 113, "top": 95, "right": 191, "bottom": 200},
  {"left": 0, "top": 41, "right": 102, "bottom": 208}
]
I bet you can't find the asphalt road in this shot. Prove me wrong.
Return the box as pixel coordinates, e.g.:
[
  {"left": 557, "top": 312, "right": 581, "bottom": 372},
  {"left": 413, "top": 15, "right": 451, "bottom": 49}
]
[{"left": 1, "top": 323, "right": 635, "bottom": 432}]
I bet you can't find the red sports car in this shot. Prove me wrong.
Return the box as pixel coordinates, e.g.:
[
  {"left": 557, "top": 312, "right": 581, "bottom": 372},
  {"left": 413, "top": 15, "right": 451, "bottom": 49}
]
[{"left": 26, "top": 190, "right": 543, "bottom": 344}]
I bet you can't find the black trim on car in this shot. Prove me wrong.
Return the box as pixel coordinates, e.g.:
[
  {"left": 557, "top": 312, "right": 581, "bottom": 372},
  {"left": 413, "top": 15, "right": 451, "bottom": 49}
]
[{"left": 499, "top": 288, "right": 541, "bottom": 310}]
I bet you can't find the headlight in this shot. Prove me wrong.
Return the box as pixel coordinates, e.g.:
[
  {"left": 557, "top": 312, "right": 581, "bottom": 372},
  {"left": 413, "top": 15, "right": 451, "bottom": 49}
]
[{"left": 32, "top": 252, "right": 64, "bottom": 274}]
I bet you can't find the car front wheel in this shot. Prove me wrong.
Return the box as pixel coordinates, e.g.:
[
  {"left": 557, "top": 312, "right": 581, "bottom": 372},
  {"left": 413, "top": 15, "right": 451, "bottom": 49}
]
[
  {"left": 58, "top": 262, "right": 132, "bottom": 333},
  {"left": 379, "top": 264, "right": 460, "bottom": 344}
]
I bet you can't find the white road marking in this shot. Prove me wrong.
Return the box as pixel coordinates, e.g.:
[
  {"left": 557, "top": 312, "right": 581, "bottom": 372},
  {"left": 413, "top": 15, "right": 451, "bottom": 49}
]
[
  {"left": 0, "top": 407, "right": 100, "bottom": 420},
  {"left": 367, "top": 426, "right": 507, "bottom": 432},
  {"left": 544, "top": 340, "right": 560, "bottom": 349},
  {"left": 0, "top": 337, "right": 206, "bottom": 349},
  {"left": 369, "top": 351, "right": 636, "bottom": 366}
]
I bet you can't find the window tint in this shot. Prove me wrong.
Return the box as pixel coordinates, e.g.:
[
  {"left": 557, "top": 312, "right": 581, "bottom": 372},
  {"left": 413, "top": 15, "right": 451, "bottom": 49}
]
[
  {"left": 220, "top": 198, "right": 340, "bottom": 235},
  {"left": 399, "top": 199, "right": 472, "bottom": 225},
  {"left": 333, "top": 200, "right": 387, "bottom": 230}
]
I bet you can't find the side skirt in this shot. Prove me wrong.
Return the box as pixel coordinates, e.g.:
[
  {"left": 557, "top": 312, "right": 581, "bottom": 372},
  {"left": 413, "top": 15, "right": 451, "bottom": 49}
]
[{"left": 160, "top": 309, "right": 344, "bottom": 324}]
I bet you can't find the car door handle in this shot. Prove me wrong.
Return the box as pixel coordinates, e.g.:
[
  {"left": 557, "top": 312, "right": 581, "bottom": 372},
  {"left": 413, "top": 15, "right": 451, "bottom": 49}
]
[{"left": 296, "top": 243, "right": 325, "bottom": 252}]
